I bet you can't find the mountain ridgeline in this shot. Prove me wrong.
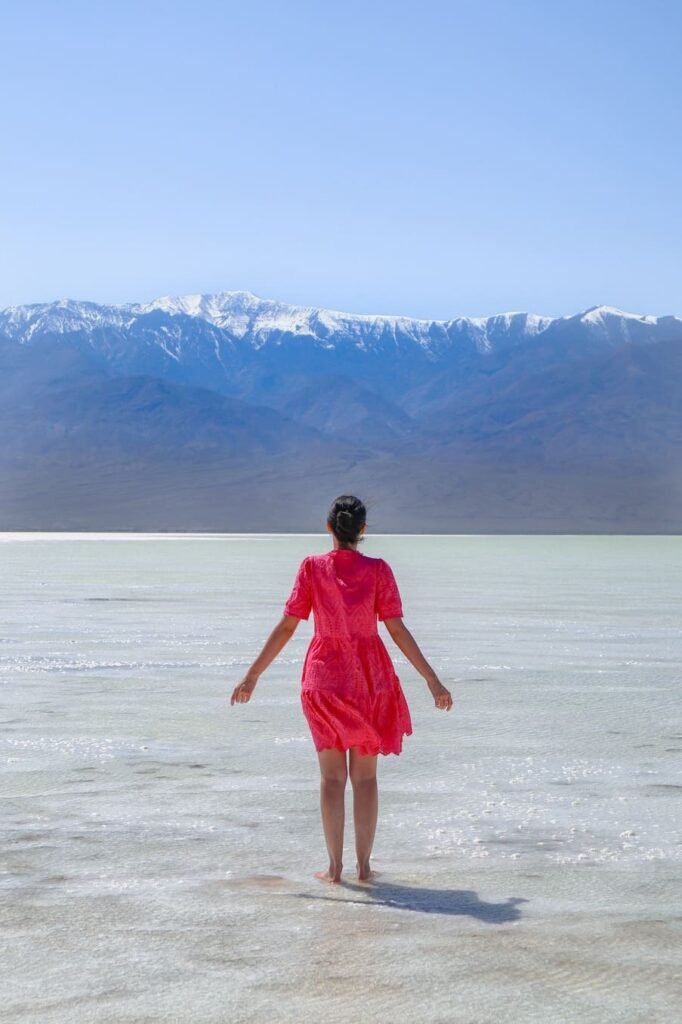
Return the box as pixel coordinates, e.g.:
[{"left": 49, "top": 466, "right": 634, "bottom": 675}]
[{"left": 1, "top": 291, "right": 680, "bottom": 532}]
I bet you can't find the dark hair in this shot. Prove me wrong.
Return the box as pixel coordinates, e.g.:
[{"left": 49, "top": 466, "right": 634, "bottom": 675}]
[{"left": 327, "top": 494, "right": 368, "bottom": 548}]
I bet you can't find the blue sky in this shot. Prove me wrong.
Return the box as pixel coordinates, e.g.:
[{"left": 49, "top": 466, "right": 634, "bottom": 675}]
[{"left": 1, "top": 0, "right": 680, "bottom": 319}]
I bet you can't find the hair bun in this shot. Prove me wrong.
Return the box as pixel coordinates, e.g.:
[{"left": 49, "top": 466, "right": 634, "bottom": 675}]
[{"left": 327, "top": 494, "right": 367, "bottom": 547}]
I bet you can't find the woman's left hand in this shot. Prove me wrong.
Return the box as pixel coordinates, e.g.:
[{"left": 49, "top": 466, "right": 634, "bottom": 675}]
[{"left": 230, "top": 674, "right": 258, "bottom": 705}]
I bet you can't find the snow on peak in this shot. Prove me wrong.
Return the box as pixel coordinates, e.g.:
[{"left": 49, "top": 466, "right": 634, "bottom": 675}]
[
  {"left": 580, "top": 304, "right": 660, "bottom": 325},
  {"left": 0, "top": 297, "right": 136, "bottom": 342},
  {"left": 1, "top": 291, "right": 677, "bottom": 355},
  {"left": 131, "top": 290, "right": 561, "bottom": 348}
]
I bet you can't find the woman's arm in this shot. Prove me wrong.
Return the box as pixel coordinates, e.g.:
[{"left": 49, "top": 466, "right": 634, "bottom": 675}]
[
  {"left": 230, "top": 615, "right": 299, "bottom": 705},
  {"left": 383, "top": 618, "right": 453, "bottom": 710}
]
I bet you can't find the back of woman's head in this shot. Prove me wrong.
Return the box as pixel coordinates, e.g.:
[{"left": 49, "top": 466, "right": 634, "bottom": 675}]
[{"left": 327, "top": 495, "right": 368, "bottom": 548}]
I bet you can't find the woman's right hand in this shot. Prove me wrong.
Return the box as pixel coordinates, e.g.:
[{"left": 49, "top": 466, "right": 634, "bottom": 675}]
[
  {"left": 230, "top": 673, "right": 258, "bottom": 705},
  {"left": 427, "top": 678, "right": 453, "bottom": 711}
]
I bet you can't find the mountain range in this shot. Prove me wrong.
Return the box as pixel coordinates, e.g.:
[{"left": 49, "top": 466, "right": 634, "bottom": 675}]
[{"left": 1, "top": 291, "right": 680, "bottom": 533}]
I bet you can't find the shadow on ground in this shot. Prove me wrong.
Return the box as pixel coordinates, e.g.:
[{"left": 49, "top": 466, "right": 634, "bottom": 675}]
[{"left": 291, "top": 880, "right": 529, "bottom": 922}]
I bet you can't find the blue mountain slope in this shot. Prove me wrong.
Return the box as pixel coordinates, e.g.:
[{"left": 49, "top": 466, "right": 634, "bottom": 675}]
[{"left": 1, "top": 292, "right": 680, "bottom": 531}]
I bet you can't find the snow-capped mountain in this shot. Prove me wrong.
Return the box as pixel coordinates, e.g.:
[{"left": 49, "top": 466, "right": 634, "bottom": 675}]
[
  {"left": 133, "top": 292, "right": 677, "bottom": 349},
  {"left": 2, "top": 290, "right": 679, "bottom": 356},
  {"left": 135, "top": 290, "right": 559, "bottom": 352},
  {"left": 0, "top": 297, "right": 137, "bottom": 344},
  {"left": 1, "top": 290, "right": 680, "bottom": 532},
  {"left": 3, "top": 291, "right": 680, "bottom": 414}
]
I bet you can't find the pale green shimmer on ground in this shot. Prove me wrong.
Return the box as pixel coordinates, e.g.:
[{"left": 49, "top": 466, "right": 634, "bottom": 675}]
[{"left": 0, "top": 533, "right": 680, "bottom": 1023}]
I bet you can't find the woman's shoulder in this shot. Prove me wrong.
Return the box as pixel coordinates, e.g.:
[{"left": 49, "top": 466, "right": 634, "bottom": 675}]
[
  {"left": 309, "top": 550, "right": 385, "bottom": 560},
  {"left": 307, "top": 551, "right": 385, "bottom": 568}
]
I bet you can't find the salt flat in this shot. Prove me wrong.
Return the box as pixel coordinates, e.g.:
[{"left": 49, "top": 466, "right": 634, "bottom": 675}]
[{"left": 1, "top": 533, "right": 680, "bottom": 1023}]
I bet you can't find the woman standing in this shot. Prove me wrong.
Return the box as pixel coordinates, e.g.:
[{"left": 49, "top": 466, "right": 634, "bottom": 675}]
[{"left": 230, "top": 494, "right": 453, "bottom": 884}]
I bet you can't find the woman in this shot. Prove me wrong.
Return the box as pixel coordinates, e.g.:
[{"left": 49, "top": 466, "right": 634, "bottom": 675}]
[{"left": 230, "top": 494, "right": 453, "bottom": 885}]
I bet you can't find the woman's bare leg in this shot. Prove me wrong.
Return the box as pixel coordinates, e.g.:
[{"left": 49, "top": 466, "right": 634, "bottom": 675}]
[
  {"left": 349, "top": 747, "right": 378, "bottom": 881},
  {"left": 315, "top": 748, "right": 348, "bottom": 883}
]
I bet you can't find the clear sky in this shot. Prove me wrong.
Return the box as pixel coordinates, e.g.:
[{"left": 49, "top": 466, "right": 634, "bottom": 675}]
[{"left": 1, "top": 0, "right": 680, "bottom": 319}]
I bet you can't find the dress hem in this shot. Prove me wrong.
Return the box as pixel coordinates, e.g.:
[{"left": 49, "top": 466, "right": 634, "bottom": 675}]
[{"left": 313, "top": 733, "right": 412, "bottom": 757}]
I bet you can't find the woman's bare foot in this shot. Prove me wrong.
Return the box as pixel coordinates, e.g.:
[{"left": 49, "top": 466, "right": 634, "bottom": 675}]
[
  {"left": 314, "top": 866, "right": 343, "bottom": 883},
  {"left": 356, "top": 861, "right": 379, "bottom": 883}
]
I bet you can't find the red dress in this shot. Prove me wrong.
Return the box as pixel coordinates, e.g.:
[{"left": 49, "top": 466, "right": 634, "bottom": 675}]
[{"left": 283, "top": 548, "right": 413, "bottom": 756}]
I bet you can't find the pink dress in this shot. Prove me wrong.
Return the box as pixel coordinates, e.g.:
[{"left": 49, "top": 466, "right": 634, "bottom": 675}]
[{"left": 283, "top": 548, "right": 413, "bottom": 756}]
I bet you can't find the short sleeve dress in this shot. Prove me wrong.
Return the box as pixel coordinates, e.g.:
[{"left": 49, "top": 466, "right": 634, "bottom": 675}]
[{"left": 283, "top": 548, "right": 413, "bottom": 756}]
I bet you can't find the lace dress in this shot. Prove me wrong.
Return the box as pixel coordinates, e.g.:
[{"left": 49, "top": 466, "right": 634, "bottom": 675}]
[{"left": 283, "top": 548, "right": 413, "bottom": 756}]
